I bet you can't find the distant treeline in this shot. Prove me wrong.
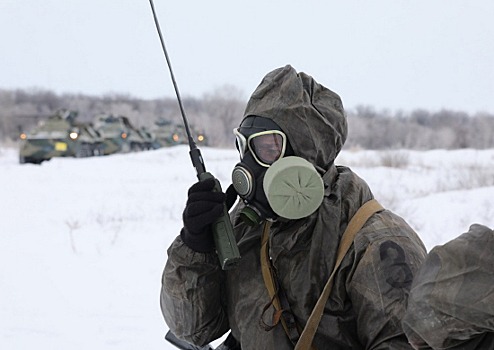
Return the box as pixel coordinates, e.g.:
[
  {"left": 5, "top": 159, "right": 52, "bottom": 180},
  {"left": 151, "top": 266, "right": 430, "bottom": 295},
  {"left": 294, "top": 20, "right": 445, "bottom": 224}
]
[
  {"left": 345, "top": 105, "right": 494, "bottom": 150},
  {"left": 1, "top": 87, "right": 494, "bottom": 149}
]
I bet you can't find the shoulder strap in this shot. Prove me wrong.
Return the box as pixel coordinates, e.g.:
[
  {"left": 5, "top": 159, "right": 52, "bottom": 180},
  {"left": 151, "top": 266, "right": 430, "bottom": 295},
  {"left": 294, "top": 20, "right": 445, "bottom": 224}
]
[
  {"left": 260, "top": 221, "right": 301, "bottom": 345},
  {"left": 294, "top": 199, "right": 384, "bottom": 350}
]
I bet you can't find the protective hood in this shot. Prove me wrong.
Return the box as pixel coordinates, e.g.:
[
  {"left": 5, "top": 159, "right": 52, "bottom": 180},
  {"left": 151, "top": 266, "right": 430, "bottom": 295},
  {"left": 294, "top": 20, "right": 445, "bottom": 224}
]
[{"left": 242, "top": 65, "right": 347, "bottom": 173}]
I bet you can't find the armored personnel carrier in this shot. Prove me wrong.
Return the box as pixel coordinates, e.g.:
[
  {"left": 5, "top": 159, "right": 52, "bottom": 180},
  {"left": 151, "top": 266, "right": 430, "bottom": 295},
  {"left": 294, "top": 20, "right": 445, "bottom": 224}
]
[
  {"left": 19, "top": 110, "right": 104, "bottom": 164},
  {"left": 93, "top": 114, "right": 146, "bottom": 155},
  {"left": 152, "top": 119, "right": 207, "bottom": 147}
]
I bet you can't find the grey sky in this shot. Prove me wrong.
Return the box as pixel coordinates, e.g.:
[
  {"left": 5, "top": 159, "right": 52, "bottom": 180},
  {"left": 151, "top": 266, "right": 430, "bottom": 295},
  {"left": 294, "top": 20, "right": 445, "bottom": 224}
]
[{"left": 1, "top": 0, "right": 493, "bottom": 113}]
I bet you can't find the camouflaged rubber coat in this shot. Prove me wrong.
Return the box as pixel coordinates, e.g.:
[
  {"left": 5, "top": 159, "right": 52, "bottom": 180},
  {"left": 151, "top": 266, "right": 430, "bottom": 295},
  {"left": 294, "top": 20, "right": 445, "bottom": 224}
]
[
  {"left": 403, "top": 224, "right": 494, "bottom": 349},
  {"left": 161, "top": 65, "right": 427, "bottom": 349}
]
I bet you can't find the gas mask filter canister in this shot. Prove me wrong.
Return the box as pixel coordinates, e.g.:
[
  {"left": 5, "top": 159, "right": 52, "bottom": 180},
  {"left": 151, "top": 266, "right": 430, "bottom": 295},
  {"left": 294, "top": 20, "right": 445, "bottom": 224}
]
[{"left": 263, "top": 156, "right": 324, "bottom": 220}]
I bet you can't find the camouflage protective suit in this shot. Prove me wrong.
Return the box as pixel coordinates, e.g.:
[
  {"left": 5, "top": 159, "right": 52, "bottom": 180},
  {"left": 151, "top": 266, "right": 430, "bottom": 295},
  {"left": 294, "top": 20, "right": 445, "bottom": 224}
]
[
  {"left": 403, "top": 224, "right": 494, "bottom": 349},
  {"left": 161, "top": 65, "right": 427, "bottom": 349}
]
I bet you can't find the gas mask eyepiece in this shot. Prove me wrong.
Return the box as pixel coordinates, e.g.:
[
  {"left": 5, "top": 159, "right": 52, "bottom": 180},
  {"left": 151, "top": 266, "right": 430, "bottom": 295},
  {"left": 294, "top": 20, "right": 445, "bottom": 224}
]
[{"left": 233, "top": 128, "right": 287, "bottom": 168}]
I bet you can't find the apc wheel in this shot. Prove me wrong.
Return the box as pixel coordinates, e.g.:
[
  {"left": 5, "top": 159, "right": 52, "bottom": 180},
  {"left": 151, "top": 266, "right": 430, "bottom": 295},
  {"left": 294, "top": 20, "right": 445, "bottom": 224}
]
[
  {"left": 120, "top": 143, "right": 131, "bottom": 153},
  {"left": 75, "top": 143, "right": 92, "bottom": 158},
  {"left": 131, "top": 143, "right": 142, "bottom": 152}
]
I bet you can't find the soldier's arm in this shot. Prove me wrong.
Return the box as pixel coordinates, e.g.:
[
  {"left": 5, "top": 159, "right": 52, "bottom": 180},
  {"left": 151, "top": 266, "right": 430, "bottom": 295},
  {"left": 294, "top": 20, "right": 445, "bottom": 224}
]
[
  {"left": 348, "top": 232, "right": 426, "bottom": 349},
  {"left": 161, "top": 236, "right": 229, "bottom": 347}
]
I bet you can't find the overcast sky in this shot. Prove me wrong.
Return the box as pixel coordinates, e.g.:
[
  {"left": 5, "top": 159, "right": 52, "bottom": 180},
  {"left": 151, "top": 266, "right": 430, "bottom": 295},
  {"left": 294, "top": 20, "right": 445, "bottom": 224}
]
[{"left": 1, "top": 0, "right": 493, "bottom": 114}]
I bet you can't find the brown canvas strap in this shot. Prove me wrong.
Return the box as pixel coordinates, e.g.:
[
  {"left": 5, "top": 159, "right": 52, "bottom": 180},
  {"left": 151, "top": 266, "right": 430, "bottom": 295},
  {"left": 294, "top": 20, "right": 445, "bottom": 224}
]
[
  {"left": 294, "top": 199, "right": 384, "bottom": 350},
  {"left": 260, "top": 221, "right": 301, "bottom": 345}
]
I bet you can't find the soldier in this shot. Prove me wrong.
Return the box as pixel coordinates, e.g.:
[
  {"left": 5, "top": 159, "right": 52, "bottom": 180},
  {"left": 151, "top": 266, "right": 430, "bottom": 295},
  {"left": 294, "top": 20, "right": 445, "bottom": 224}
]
[
  {"left": 161, "top": 65, "right": 427, "bottom": 349},
  {"left": 403, "top": 224, "right": 494, "bottom": 349}
]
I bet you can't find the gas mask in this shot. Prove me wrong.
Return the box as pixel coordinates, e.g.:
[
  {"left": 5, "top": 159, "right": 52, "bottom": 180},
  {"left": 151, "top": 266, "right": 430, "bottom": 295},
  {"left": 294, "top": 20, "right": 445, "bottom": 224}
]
[{"left": 231, "top": 117, "right": 324, "bottom": 226}]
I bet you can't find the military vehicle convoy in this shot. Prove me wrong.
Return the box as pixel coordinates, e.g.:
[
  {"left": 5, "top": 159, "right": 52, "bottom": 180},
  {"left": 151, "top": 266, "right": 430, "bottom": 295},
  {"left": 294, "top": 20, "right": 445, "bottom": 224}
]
[
  {"left": 19, "top": 112, "right": 208, "bottom": 164},
  {"left": 19, "top": 110, "right": 104, "bottom": 164}
]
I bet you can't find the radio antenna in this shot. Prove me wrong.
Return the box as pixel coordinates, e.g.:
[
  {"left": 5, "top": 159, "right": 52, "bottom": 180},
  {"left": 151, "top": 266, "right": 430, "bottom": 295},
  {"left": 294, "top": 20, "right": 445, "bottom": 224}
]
[{"left": 148, "top": 0, "right": 206, "bottom": 175}]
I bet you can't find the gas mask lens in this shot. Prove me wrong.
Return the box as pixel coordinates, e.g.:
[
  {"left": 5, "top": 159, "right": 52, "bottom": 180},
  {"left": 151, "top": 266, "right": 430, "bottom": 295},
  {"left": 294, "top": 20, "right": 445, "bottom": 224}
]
[{"left": 234, "top": 128, "right": 287, "bottom": 167}]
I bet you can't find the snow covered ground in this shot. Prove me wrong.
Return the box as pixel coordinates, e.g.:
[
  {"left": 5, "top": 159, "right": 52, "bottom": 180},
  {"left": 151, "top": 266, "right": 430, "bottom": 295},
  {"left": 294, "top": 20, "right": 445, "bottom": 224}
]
[{"left": 1, "top": 145, "right": 493, "bottom": 349}]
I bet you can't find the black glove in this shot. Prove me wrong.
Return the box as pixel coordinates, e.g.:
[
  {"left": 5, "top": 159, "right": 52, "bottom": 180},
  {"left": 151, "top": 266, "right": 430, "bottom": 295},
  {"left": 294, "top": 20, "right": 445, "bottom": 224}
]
[{"left": 181, "top": 177, "right": 226, "bottom": 252}]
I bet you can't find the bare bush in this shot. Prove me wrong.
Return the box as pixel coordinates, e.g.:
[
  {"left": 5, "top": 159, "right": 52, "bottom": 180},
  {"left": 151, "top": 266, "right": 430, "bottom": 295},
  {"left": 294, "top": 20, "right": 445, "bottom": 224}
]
[
  {"left": 65, "top": 220, "right": 82, "bottom": 253},
  {"left": 379, "top": 151, "right": 410, "bottom": 168},
  {"left": 457, "top": 165, "right": 494, "bottom": 189}
]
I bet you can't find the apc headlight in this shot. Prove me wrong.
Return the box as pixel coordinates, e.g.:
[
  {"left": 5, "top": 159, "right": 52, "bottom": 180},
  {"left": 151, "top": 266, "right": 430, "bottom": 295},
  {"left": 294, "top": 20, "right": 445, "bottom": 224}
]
[{"left": 69, "top": 132, "right": 79, "bottom": 140}]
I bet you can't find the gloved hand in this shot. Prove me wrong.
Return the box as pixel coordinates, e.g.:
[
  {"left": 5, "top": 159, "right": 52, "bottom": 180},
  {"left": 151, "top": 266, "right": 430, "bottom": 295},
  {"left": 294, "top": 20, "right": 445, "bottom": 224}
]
[{"left": 181, "top": 177, "right": 226, "bottom": 252}]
